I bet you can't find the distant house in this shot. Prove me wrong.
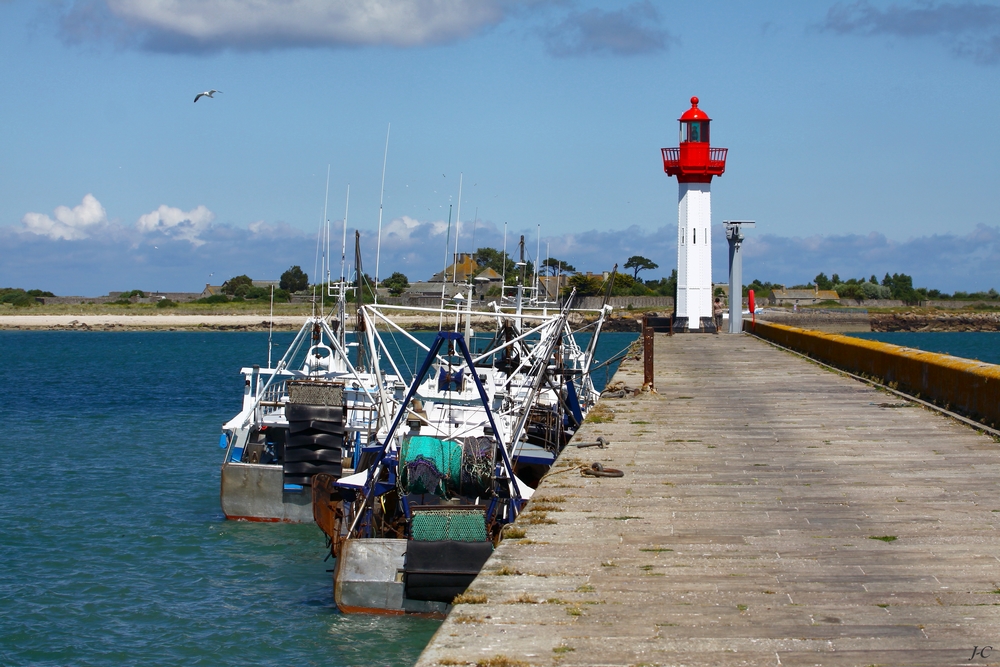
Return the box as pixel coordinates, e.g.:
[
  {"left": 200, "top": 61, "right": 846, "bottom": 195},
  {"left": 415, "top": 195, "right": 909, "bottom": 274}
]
[
  {"left": 538, "top": 274, "right": 570, "bottom": 300},
  {"left": 429, "top": 253, "right": 480, "bottom": 283},
  {"left": 400, "top": 256, "right": 506, "bottom": 306},
  {"left": 771, "top": 286, "right": 840, "bottom": 306},
  {"left": 200, "top": 284, "right": 224, "bottom": 298}
]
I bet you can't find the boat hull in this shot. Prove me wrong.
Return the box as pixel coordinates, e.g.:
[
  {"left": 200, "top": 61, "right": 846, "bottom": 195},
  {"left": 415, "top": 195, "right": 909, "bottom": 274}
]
[
  {"left": 220, "top": 461, "right": 313, "bottom": 522},
  {"left": 333, "top": 538, "right": 490, "bottom": 616}
]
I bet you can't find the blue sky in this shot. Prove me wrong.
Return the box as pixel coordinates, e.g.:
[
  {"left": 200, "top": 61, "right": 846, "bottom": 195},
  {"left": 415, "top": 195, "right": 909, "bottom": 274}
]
[{"left": 2, "top": 0, "right": 1000, "bottom": 295}]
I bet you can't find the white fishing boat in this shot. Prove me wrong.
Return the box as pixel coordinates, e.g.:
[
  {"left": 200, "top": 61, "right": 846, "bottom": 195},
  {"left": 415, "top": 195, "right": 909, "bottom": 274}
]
[
  {"left": 219, "top": 180, "right": 400, "bottom": 522},
  {"left": 219, "top": 311, "right": 399, "bottom": 522},
  {"left": 310, "top": 288, "right": 614, "bottom": 614}
]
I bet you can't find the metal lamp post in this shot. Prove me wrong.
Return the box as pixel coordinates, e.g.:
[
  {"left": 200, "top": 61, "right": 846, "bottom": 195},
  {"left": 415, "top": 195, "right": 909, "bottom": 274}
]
[{"left": 724, "top": 220, "right": 755, "bottom": 333}]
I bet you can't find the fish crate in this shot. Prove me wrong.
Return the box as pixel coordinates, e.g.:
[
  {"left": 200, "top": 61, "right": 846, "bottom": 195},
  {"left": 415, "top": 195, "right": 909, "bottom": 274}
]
[{"left": 287, "top": 380, "right": 344, "bottom": 406}]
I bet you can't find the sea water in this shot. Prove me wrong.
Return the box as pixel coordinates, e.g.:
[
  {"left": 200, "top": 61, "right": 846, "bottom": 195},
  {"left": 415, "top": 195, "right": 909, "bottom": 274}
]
[
  {"left": 850, "top": 331, "right": 1000, "bottom": 365},
  {"left": 0, "top": 330, "right": 634, "bottom": 667}
]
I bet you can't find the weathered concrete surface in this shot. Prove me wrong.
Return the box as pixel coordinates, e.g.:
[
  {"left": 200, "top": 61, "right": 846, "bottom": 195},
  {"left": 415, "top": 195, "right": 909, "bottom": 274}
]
[{"left": 416, "top": 333, "right": 1000, "bottom": 667}]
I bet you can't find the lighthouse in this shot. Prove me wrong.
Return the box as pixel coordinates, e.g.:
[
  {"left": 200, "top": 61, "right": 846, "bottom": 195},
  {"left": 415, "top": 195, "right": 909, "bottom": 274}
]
[{"left": 662, "top": 97, "right": 727, "bottom": 331}]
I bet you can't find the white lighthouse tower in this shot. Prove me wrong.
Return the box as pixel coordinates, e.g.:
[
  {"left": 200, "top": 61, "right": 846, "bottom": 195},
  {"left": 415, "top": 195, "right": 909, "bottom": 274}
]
[{"left": 662, "top": 97, "right": 728, "bottom": 331}]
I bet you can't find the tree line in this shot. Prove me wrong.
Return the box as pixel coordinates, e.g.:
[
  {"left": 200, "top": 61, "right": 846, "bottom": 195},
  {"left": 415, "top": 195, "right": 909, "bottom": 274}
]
[{"left": 746, "top": 272, "right": 1000, "bottom": 305}]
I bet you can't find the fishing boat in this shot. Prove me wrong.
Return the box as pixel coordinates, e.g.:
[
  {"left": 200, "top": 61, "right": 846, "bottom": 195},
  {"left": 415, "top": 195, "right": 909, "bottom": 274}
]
[
  {"left": 218, "top": 311, "right": 398, "bottom": 522},
  {"left": 310, "top": 288, "right": 613, "bottom": 613},
  {"left": 219, "top": 177, "right": 398, "bottom": 522}
]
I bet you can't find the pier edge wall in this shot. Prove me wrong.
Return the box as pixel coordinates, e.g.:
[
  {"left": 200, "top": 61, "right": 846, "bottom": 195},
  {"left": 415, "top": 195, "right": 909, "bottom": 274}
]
[{"left": 747, "top": 320, "right": 1000, "bottom": 428}]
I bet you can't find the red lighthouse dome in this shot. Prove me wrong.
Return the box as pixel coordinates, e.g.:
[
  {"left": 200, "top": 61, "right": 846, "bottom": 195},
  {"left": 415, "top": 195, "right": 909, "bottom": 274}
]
[{"left": 662, "top": 96, "right": 727, "bottom": 183}]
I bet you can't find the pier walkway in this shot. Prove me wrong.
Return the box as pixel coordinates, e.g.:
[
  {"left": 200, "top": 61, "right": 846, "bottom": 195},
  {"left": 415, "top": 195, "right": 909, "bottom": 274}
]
[{"left": 416, "top": 333, "right": 1000, "bottom": 667}]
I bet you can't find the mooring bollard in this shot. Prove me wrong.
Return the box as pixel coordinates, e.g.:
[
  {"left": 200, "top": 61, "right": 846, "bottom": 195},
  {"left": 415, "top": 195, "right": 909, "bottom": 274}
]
[{"left": 642, "top": 314, "right": 654, "bottom": 390}]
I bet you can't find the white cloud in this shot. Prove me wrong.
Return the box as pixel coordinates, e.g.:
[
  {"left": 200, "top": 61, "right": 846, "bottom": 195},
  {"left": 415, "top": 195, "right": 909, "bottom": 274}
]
[
  {"left": 64, "top": 0, "right": 515, "bottom": 50},
  {"left": 11, "top": 200, "right": 1000, "bottom": 294},
  {"left": 20, "top": 195, "right": 215, "bottom": 246},
  {"left": 823, "top": 1, "right": 1000, "bottom": 65},
  {"left": 21, "top": 194, "right": 108, "bottom": 240},
  {"left": 542, "top": 1, "right": 672, "bottom": 58},
  {"left": 136, "top": 204, "right": 215, "bottom": 245}
]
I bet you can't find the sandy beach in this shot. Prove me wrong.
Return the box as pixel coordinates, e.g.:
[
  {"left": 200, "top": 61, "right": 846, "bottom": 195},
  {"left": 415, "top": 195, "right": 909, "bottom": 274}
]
[
  {"left": 0, "top": 313, "right": 560, "bottom": 331},
  {"left": 0, "top": 311, "right": 642, "bottom": 332},
  {"left": 0, "top": 314, "right": 306, "bottom": 330}
]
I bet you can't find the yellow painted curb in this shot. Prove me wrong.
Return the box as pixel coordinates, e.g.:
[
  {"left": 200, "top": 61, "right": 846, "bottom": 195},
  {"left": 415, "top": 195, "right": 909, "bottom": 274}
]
[{"left": 747, "top": 320, "right": 1000, "bottom": 428}]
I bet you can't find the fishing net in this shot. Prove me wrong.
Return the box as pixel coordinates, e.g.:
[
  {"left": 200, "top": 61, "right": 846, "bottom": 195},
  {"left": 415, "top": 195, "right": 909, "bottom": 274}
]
[
  {"left": 410, "top": 509, "right": 488, "bottom": 542},
  {"left": 459, "top": 436, "right": 494, "bottom": 498},
  {"left": 400, "top": 435, "right": 462, "bottom": 496},
  {"left": 399, "top": 435, "right": 495, "bottom": 498}
]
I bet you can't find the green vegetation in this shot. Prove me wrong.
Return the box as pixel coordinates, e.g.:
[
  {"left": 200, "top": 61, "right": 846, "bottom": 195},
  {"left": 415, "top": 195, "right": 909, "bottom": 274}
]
[
  {"left": 1, "top": 288, "right": 54, "bottom": 307},
  {"left": 473, "top": 247, "right": 533, "bottom": 285},
  {"left": 541, "top": 257, "right": 575, "bottom": 275},
  {"left": 114, "top": 290, "right": 146, "bottom": 304},
  {"left": 155, "top": 299, "right": 179, "bottom": 308},
  {"left": 624, "top": 254, "right": 658, "bottom": 279},
  {"left": 218, "top": 275, "right": 289, "bottom": 302},
  {"left": 222, "top": 275, "right": 254, "bottom": 295},
  {"left": 381, "top": 271, "right": 409, "bottom": 296},
  {"left": 745, "top": 271, "right": 1000, "bottom": 306},
  {"left": 279, "top": 265, "right": 309, "bottom": 293}
]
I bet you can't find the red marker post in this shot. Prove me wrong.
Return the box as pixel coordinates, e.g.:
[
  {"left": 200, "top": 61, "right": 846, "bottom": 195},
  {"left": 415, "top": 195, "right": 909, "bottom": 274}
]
[{"left": 748, "top": 289, "right": 756, "bottom": 330}]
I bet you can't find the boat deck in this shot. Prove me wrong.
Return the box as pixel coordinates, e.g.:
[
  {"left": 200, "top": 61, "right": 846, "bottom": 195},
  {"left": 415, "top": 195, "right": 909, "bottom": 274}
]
[{"left": 415, "top": 332, "right": 1000, "bottom": 667}]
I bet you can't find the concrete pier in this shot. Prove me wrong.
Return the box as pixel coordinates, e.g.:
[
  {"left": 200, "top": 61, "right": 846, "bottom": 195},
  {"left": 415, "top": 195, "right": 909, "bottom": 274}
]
[{"left": 416, "top": 333, "right": 1000, "bottom": 667}]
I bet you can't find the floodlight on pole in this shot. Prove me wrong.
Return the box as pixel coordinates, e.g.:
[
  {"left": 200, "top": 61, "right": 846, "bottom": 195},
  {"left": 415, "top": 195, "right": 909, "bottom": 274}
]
[{"left": 723, "top": 220, "right": 756, "bottom": 333}]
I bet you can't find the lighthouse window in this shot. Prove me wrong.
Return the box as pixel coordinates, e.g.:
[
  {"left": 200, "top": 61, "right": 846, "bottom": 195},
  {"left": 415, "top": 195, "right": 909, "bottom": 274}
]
[
  {"left": 681, "top": 121, "right": 710, "bottom": 143},
  {"left": 693, "top": 228, "right": 696, "bottom": 244}
]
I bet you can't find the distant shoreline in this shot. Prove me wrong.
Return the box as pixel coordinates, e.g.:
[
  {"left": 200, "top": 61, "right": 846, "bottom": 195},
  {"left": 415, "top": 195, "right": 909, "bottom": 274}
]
[
  {"left": 0, "top": 313, "right": 644, "bottom": 332},
  {"left": 0, "top": 314, "right": 465, "bottom": 331},
  {"left": 7, "top": 311, "right": 1000, "bottom": 333}
]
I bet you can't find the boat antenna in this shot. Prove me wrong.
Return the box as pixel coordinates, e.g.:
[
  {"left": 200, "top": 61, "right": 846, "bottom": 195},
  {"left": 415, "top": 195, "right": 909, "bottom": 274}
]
[
  {"left": 501, "top": 221, "right": 507, "bottom": 298},
  {"left": 355, "top": 230, "right": 367, "bottom": 369},
  {"left": 323, "top": 165, "right": 331, "bottom": 317},
  {"left": 267, "top": 284, "right": 274, "bottom": 368},
  {"left": 439, "top": 204, "right": 452, "bottom": 330},
  {"left": 373, "top": 123, "right": 390, "bottom": 304},
  {"left": 516, "top": 234, "right": 525, "bottom": 316},
  {"left": 340, "top": 185, "right": 350, "bottom": 284},
  {"left": 313, "top": 165, "right": 330, "bottom": 319},
  {"left": 535, "top": 223, "right": 541, "bottom": 303},
  {"left": 543, "top": 241, "right": 550, "bottom": 314},
  {"left": 470, "top": 206, "right": 478, "bottom": 257},
  {"left": 453, "top": 172, "right": 463, "bottom": 284}
]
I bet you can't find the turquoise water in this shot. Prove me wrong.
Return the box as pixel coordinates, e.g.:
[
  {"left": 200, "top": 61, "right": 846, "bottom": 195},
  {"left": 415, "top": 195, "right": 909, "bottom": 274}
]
[
  {"left": 0, "top": 330, "right": 634, "bottom": 667},
  {"left": 850, "top": 331, "right": 1000, "bottom": 365}
]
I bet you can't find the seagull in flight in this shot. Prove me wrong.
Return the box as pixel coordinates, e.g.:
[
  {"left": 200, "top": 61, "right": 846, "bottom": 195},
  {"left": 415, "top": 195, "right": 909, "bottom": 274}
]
[{"left": 194, "top": 89, "right": 221, "bottom": 103}]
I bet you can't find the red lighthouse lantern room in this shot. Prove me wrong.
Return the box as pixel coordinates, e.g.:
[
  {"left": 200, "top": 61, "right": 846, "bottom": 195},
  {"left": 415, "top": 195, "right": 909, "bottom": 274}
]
[{"left": 662, "top": 97, "right": 727, "bottom": 182}]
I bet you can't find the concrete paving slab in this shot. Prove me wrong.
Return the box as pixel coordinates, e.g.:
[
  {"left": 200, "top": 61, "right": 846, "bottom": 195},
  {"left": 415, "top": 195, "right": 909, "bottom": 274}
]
[{"left": 416, "top": 333, "right": 1000, "bottom": 667}]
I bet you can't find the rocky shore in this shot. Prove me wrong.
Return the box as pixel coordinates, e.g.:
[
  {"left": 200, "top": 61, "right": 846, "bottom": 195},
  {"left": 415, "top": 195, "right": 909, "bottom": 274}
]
[{"left": 870, "top": 311, "right": 1000, "bottom": 332}]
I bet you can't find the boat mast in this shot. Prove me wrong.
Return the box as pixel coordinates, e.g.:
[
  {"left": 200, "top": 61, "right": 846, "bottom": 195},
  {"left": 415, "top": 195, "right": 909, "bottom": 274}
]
[
  {"left": 516, "top": 235, "right": 525, "bottom": 317},
  {"left": 338, "top": 185, "right": 350, "bottom": 353},
  {"left": 323, "top": 167, "right": 331, "bottom": 319},
  {"left": 267, "top": 285, "right": 274, "bottom": 369},
  {"left": 501, "top": 221, "right": 508, "bottom": 298},
  {"left": 355, "top": 231, "right": 366, "bottom": 370},
  {"left": 453, "top": 173, "right": 463, "bottom": 285},
  {"left": 534, "top": 223, "right": 541, "bottom": 305},
  {"left": 438, "top": 204, "right": 452, "bottom": 331},
  {"left": 373, "top": 123, "right": 390, "bottom": 305}
]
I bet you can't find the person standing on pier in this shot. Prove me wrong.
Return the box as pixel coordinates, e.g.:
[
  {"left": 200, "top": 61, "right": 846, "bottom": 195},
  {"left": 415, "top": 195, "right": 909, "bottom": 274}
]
[{"left": 713, "top": 297, "right": 725, "bottom": 333}]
